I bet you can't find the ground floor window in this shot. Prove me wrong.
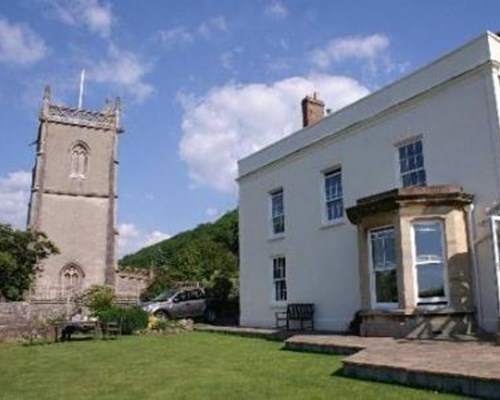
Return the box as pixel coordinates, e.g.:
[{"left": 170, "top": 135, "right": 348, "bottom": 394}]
[
  {"left": 412, "top": 220, "right": 447, "bottom": 305},
  {"left": 369, "top": 227, "right": 398, "bottom": 307},
  {"left": 272, "top": 257, "right": 287, "bottom": 302}
]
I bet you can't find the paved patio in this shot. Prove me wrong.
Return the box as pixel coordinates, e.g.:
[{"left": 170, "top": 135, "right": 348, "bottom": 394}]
[
  {"left": 287, "top": 334, "right": 500, "bottom": 398},
  {"left": 197, "top": 325, "right": 500, "bottom": 398}
]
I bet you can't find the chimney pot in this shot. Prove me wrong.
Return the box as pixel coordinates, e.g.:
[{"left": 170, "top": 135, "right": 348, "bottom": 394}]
[{"left": 301, "top": 93, "right": 325, "bottom": 127}]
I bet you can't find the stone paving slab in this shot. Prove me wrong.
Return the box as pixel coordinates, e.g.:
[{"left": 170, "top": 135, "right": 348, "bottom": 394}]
[
  {"left": 346, "top": 339, "right": 500, "bottom": 381},
  {"left": 286, "top": 334, "right": 500, "bottom": 380},
  {"left": 285, "top": 334, "right": 500, "bottom": 398}
]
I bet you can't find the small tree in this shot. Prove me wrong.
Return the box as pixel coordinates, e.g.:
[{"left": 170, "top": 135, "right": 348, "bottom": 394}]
[
  {"left": 79, "top": 285, "right": 115, "bottom": 317},
  {"left": 0, "top": 224, "right": 59, "bottom": 301}
]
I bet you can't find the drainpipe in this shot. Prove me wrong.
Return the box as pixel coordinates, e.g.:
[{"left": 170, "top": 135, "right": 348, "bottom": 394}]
[{"left": 466, "top": 204, "right": 483, "bottom": 330}]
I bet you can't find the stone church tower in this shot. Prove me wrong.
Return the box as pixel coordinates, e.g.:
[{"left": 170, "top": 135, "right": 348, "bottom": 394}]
[{"left": 27, "top": 87, "right": 122, "bottom": 299}]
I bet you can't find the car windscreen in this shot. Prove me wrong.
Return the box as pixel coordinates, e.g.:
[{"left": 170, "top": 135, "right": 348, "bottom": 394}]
[{"left": 152, "top": 289, "right": 177, "bottom": 301}]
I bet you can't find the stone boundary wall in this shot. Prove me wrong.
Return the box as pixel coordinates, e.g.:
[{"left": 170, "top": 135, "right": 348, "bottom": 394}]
[
  {"left": 0, "top": 301, "right": 74, "bottom": 342},
  {"left": 115, "top": 269, "right": 152, "bottom": 299}
]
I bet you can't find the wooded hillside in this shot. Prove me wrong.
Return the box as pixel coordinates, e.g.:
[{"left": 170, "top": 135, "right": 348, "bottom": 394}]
[{"left": 119, "top": 209, "right": 238, "bottom": 300}]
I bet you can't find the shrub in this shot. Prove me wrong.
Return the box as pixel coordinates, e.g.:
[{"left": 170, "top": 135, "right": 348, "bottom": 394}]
[
  {"left": 79, "top": 285, "right": 115, "bottom": 318},
  {"left": 99, "top": 306, "right": 149, "bottom": 335}
]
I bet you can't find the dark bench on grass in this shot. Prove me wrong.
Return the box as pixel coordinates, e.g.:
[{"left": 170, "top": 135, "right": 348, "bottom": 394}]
[{"left": 275, "top": 303, "right": 315, "bottom": 331}]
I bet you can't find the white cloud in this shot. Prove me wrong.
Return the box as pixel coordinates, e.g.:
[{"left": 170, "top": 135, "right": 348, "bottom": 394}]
[
  {"left": 178, "top": 74, "right": 369, "bottom": 193},
  {"left": 158, "top": 26, "right": 194, "bottom": 48},
  {"left": 0, "top": 170, "right": 31, "bottom": 228},
  {"left": 118, "top": 223, "right": 170, "bottom": 257},
  {"left": 220, "top": 47, "right": 243, "bottom": 70},
  {"left": 144, "top": 231, "right": 170, "bottom": 247},
  {"left": 48, "top": 0, "right": 113, "bottom": 38},
  {"left": 90, "top": 45, "right": 154, "bottom": 103},
  {"left": 220, "top": 52, "right": 233, "bottom": 70},
  {"left": 264, "top": 1, "right": 289, "bottom": 19},
  {"left": 311, "top": 34, "right": 390, "bottom": 69},
  {"left": 158, "top": 16, "right": 227, "bottom": 49},
  {"left": 0, "top": 17, "right": 46, "bottom": 65},
  {"left": 198, "top": 16, "right": 227, "bottom": 38},
  {"left": 205, "top": 207, "right": 220, "bottom": 220}
]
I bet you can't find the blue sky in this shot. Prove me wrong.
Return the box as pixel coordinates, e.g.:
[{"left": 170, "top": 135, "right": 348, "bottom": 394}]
[{"left": 0, "top": 0, "right": 499, "bottom": 256}]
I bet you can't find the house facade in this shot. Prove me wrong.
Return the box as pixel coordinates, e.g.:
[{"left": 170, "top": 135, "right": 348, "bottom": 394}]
[{"left": 238, "top": 32, "right": 500, "bottom": 337}]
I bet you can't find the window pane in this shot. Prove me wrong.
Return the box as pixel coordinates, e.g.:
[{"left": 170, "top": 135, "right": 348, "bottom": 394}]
[
  {"left": 370, "top": 227, "right": 398, "bottom": 304},
  {"left": 370, "top": 228, "right": 395, "bottom": 270},
  {"left": 275, "top": 280, "right": 287, "bottom": 302},
  {"left": 375, "top": 270, "right": 398, "bottom": 303},
  {"left": 271, "top": 190, "right": 285, "bottom": 234},
  {"left": 324, "top": 170, "right": 343, "bottom": 220},
  {"left": 402, "top": 174, "right": 412, "bottom": 187},
  {"left": 417, "top": 170, "right": 426, "bottom": 186},
  {"left": 385, "top": 233, "right": 396, "bottom": 266},
  {"left": 415, "top": 140, "right": 422, "bottom": 153},
  {"left": 273, "top": 258, "right": 285, "bottom": 279},
  {"left": 399, "top": 140, "right": 425, "bottom": 188},
  {"left": 417, "top": 263, "right": 445, "bottom": 299},
  {"left": 273, "top": 215, "right": 284, "bottom": 234},
  {"left": 414, "top": 222, "right": 443, "bottom": 261}
]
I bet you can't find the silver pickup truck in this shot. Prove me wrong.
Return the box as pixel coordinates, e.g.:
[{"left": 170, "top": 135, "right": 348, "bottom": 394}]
[{"left": 141, "top": 287, "right": 217, "bottom": 322}]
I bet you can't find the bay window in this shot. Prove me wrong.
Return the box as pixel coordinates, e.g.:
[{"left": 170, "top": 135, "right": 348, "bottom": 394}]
[
  {"left": 412, "top": 220, "right": 447, "bottom": 305},
  {"left": 369, "top": 227, "right": 398, "bottom": 307}
]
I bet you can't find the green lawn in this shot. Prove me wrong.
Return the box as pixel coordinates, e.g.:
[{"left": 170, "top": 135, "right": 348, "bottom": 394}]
[{"left": 0, "top": 332, "right": 467, "bottom": 400}]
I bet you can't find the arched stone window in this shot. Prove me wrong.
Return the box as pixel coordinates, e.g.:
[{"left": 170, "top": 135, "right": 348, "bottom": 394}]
[
  {"left": 60, "top": 264, "right": 84, "bottom": 295},
  {"left": 70, "top": 142, "right": 89, "bottom": 178}
]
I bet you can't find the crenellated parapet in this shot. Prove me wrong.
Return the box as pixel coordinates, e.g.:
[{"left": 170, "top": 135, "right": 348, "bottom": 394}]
[{"left": 39, "top": 86, "right": 123, "bottom": 132}]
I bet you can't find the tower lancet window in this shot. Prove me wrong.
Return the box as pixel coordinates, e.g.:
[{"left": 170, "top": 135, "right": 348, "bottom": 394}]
[
  {"left": 60, "top": 264, "right": 84, "bottom": 295},
  {"left": 70, "top": 143, "right": 89, "bottom": 178}
]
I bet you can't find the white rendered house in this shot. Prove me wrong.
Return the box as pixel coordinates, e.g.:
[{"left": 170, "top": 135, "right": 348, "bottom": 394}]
[{"left": 238, "top": 32, "right": 500, "bottom": 337}]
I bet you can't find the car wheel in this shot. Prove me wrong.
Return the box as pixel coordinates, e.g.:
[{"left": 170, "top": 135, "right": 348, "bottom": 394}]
[
  {"left": 154, "top": 310, "right": 170, "bottom": 321},
  {"left": 205, "top": 309, "right": 217, "bottom": 323}
]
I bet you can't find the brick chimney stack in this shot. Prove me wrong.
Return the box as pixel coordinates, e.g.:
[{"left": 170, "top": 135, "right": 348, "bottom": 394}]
[{"left": 301, "top": 92, "right": 325, "bottom": 127}]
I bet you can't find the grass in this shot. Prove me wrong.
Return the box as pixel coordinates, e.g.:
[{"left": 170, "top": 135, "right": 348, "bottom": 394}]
[{"left": 0, "top": 332, "right": 468, "bottom": 400}]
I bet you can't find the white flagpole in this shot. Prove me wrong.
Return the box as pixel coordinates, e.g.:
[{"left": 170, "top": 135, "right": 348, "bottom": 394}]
[{"left": 78, "top": 69, "right": 85, "bottom": 109}]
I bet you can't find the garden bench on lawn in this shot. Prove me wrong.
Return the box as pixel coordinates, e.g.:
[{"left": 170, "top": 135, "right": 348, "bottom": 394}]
[
  {"left": 54, "top": 321, "right": 99, "bottom": 342},
  {"left": 275, "top": 303, "right": 315, "bottom": 331},
  {"left": 102, "top": 321, "right": 121, "bottom": 339}
]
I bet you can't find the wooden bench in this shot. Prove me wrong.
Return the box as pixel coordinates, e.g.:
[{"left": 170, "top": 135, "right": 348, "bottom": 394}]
[
  {"left": 275, "top": 303, "right": 315, "bottom": 331},
  {"left": 54, "top": 321, "right": 99, "bottom": 342},
  {"left": 102, "top": 321, "right": 121, "bottom": 339}
]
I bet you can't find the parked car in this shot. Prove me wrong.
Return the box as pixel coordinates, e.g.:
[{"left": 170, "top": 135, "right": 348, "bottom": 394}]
[{"left": 141, "top": 287, "right": 217, "bottom": 322}]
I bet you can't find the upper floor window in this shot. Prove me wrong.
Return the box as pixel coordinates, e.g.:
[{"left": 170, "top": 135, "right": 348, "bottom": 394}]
[
  {"left": 272, "top": 256, "right": 287, "bottom": 302},
  {"left": 270, "top": 189, "right": 285, "bottom": 235},
  {"left": 70, "top": 143, "right": 89, "bottom": 178},
  {"left": 324, "top": 169, "right": 343, "bottom": 221},
  {"left": 398, "top": 139, "right": 426, "bottom": 187}
]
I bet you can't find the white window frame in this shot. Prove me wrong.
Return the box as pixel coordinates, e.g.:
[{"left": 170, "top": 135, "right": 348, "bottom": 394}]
[
  {"left": 323, "top": 168, "right": 343, "bottom": 223},
  {"left": 368, "top": 226, "right": 399, "bottom": 309},
  {"left": 271, "top": 256, "right": 287, "bottom": 304},
  {"left": 411, "top": 219, "right": 449, "bottom": 307},
  {"left": 397, "top": 138, "right": 426, "bottom": 188},
  {"left": 269, "top": 189, "right": 285, "bottom": 236}
]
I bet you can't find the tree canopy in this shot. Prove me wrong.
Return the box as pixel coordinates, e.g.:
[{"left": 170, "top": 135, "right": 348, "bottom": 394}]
[
  {"left": 0, "top": 224, "right": 59, "bottom": 301},
  {"left": 119, "top": 209, "right": 238, "bottom": 300}
]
